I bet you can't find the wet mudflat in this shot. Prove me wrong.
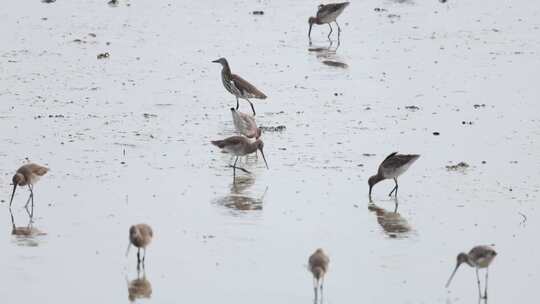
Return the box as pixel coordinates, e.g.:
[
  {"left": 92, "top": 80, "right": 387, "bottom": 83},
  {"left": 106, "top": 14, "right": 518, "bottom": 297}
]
[{"left": 0, "top": 0, "right": 539, "bottom": 303}]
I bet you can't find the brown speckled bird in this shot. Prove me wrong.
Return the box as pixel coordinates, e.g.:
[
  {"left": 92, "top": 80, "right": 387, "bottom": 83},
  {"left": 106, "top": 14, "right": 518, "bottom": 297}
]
[{"left": 212, "top": 57, "right": 267, "bottom": 116}]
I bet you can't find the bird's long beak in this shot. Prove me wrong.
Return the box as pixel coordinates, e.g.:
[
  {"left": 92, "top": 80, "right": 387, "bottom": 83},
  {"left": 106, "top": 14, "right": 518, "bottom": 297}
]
[
  {"left": 212, "top": 59, "right": 219, "bottom": 63},
  {"left": 9, "top": 184, "right": 17, "bottom": 207},
  {"left": 308, "top": 23, "right": 314, "bottom": 38},
  {"left": 125, "top": 243, "right": 132, "bottom": 257},
  {"left": 368, "top": 186, "right": 373, "bottom": 202},
  {"left": 445, "top": 263, "right": 461, "bottom": 288},
  {"left": 259, "top": 149, "right": 269, "bottom": 169}
]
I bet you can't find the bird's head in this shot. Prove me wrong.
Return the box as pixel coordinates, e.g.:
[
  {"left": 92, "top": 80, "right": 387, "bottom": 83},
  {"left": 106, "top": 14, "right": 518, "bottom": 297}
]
[
  {"left": 212, "top": 57, "right": 228, "bottom": 66},
  {"left": 12, "top": 173, "right": 25, "bottom": 186},
  {"left": 308, "top": 17, "right": 318, "bottom": 38}
]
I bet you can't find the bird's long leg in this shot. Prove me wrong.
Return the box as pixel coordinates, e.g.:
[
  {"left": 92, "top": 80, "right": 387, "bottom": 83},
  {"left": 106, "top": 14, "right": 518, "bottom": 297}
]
[
  {"left": 233, "top": 156, "right": 238, "bottom": 180},
  {"left": 236, "top": 96, "right": 240, "bottom": 110},
  {"left": 24, "top": 191, "right": 32, "bottom": 208},
  {"left": 388, "top": 178, "right": 398, "bottom": 197},
  {"left": 335, "top": 21, "right": 342, "bottom": 33},
  {"left": 229, "top": 156, "right": 251, "bottom": 174},
  {"left": 313, "top": 278, "right": 318, "bottom": 304},
  {"left": 137, "top": 248, "right": 141, "bottom": 268},
  {"left": 484, "top": 268, "right": 489, "bottom": 299},
  {"left": 247, "top": 99, "right": 256, "bottom": 116},
  {"left": 327, "top": 23, "right": 333, "bottom": 40},
  {"left": 142, "top": 248, "right": 147, "bottom": 270},
  {"left": 320, "top": 276, "right": 325, "bottom": 303},
  {"left": 476, "top": 268, "right": 482, "bottom": 299},
  {"left": 30, "top": 184, "right": 34, "bottom": 210}
]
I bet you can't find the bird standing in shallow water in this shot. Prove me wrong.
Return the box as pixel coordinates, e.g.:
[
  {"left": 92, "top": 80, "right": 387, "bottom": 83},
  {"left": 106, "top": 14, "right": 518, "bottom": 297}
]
[
  {"left": 368, "top": 152, "right": 420, "bottom": 201},
  {"left": 212, "top": 58, "right": 267, "bottom": 116},
  {"left": 211, "top": 136, "right": 268, "bottom": 179},
  {"left": 446, "top": 245, "right": 497, "bottom": 299},
  {"left": 231, "top": 108, "right": 261, "bottom": 139},
  {"left": 9, "top": 163, "right": 49, "bottom": 209},
  {"left": 308, "top": 2, "right": 350, "bottom": 40},
  {"left": 309, "top": 248, "right": 329, "bottom": 303},
  {"left": 126, "top": 224, "right": 153, "bottom": 269}
]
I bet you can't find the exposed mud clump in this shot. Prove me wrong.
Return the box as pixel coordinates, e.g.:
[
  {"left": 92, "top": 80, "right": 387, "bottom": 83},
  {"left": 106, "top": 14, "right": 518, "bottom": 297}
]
[
  {"left": 97, "top": 52, "right": 110, "bottom": 59},
  {"left": 446, "top": 162, "right": 469, "bottom": 171},
  {"left": 405, "top": 105, "right": 420, "bottom": 111}
]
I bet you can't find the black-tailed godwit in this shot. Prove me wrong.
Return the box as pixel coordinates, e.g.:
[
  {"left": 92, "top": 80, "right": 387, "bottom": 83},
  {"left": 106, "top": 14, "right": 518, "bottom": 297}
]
[
  {"left": 368, "top": 152, "right": 420, "bottom": 201},
  {"left": 308, "top": 2, "right": 350, "bottom": 40},
  {"left": 446, "top": 245, "right": 497, "bottom": 299}
]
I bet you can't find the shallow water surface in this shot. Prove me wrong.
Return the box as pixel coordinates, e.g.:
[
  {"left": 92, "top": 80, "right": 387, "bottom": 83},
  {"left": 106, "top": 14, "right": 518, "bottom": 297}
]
[{"left": 0, "top": 0, "right": 539, "bottom": 303}]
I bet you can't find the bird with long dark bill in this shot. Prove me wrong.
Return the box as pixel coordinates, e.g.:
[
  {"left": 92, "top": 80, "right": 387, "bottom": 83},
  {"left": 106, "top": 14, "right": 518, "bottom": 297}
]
[
  {"left": 446, "top": 245, "right": 497, "bottom": 299},
  {"left": 308, "top": 2, "right": 350, "bottom": 40},
  {"left": 9, "top": 163, "right": 49, "bottom": 209},
  {"left": 211, "top": 136, "right": 268, "bottom": 177},
  {"left": 368, "top": 152, "right": 420, "bottom": 200}
]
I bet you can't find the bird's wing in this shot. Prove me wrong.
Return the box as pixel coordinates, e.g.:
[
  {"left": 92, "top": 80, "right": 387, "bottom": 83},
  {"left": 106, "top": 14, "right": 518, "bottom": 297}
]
[
  {"left": 317, "top": 2, "right": 349, "bottom": 18},
  {"left": 469, "top": 246, "right": 496, "bottom": 260},
  {"left": 380, "top": 153, "right": 419, "bottom": 170},
  {"left": 231, "top": 74, "right": 267, "bottom": 99},
  {"left": 212, "top": 136, "right": 248, "bottom": 149}
]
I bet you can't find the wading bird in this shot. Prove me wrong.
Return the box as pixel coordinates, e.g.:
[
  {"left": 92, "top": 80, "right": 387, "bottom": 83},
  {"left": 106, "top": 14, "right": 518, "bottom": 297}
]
[
  {"left": 308, "top": 2, "right": 350, "bottom": 40},
  {"left": 446, "top": 245, "right": 497, "bottom": 299},
  {"left": 9, "top": 163, "right": 49, "bottom": 209},
  {"left": 211, "top": 136, "right": 268, "bottom": 178},
  {"left": 212, "top": 57, "right": 267, "bottom": 116},
  {"left": 368, "top": 152, "right": 420, "bottom": 201},
  {"left": 126, "top": 224, "right": 153, "bottom": 269},
  {"left": 231, "top": 108, "right": 261, "bottom": 139},
  {"left": 309, "top": 248, "right": 330, "bottom": 303}
]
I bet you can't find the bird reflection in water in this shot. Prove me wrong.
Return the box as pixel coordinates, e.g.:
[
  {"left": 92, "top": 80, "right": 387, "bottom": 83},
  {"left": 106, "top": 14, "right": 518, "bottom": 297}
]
[
  {"left": 368, "top": 200, "right": 411, "bottom": 238},
  {"left": 126, "top": 269, "right": 152, "bottom": 302},
  {"left": 214, "top": 175, "right": 268, "bottom": 213},
  {"left": 308, "top": 40, "right": 348, "bottom": 69},
  {"left": 10, "top": 208, "right": 46, "bottom": 247}
]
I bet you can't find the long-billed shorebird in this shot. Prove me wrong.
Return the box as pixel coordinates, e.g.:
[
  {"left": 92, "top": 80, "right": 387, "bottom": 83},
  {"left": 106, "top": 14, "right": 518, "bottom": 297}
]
[
  {"left": 212, "top": 57, "right": 267, "bottom": 116},
  {"left": 231, "top": 108, "right": 261, "bottom": 139},
  {"left": 308, "top": 2, "right": 350, "bottom": 40},
  {"left": 126, "top": 224, "right": 153, "bottom": 269},
  {"left": 211, "top": 136, "right": 268, "bottom": 178},
  {"left": 309, "top": 248, "right": 330, "bottom": 303},
  {"left": 446, "top": 245, "right": 497, "bottom": 299},
  {"left": 368, "top": 152, "right": 420, "bottom": 201},
  {"left": 9, "top": 163, "right": 49, "bottom": 209}
]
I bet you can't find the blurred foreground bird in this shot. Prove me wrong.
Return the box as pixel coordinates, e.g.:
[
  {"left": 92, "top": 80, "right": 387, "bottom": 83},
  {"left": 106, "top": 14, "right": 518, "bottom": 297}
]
[
  {"left": 446, "top": 245, "right": 497, "bottom": 299},
  {"left": 309, "top": 248, "right": 330, "bottom": 303}
]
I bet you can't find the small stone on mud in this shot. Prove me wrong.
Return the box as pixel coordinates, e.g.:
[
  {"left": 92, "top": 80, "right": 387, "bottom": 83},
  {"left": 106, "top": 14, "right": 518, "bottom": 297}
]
[
  {"left": 252, "top": 11, "right": 264, "bottom": 15},
  {"left": 433, "top": 132, "right": 440, "bottom": 136}
]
